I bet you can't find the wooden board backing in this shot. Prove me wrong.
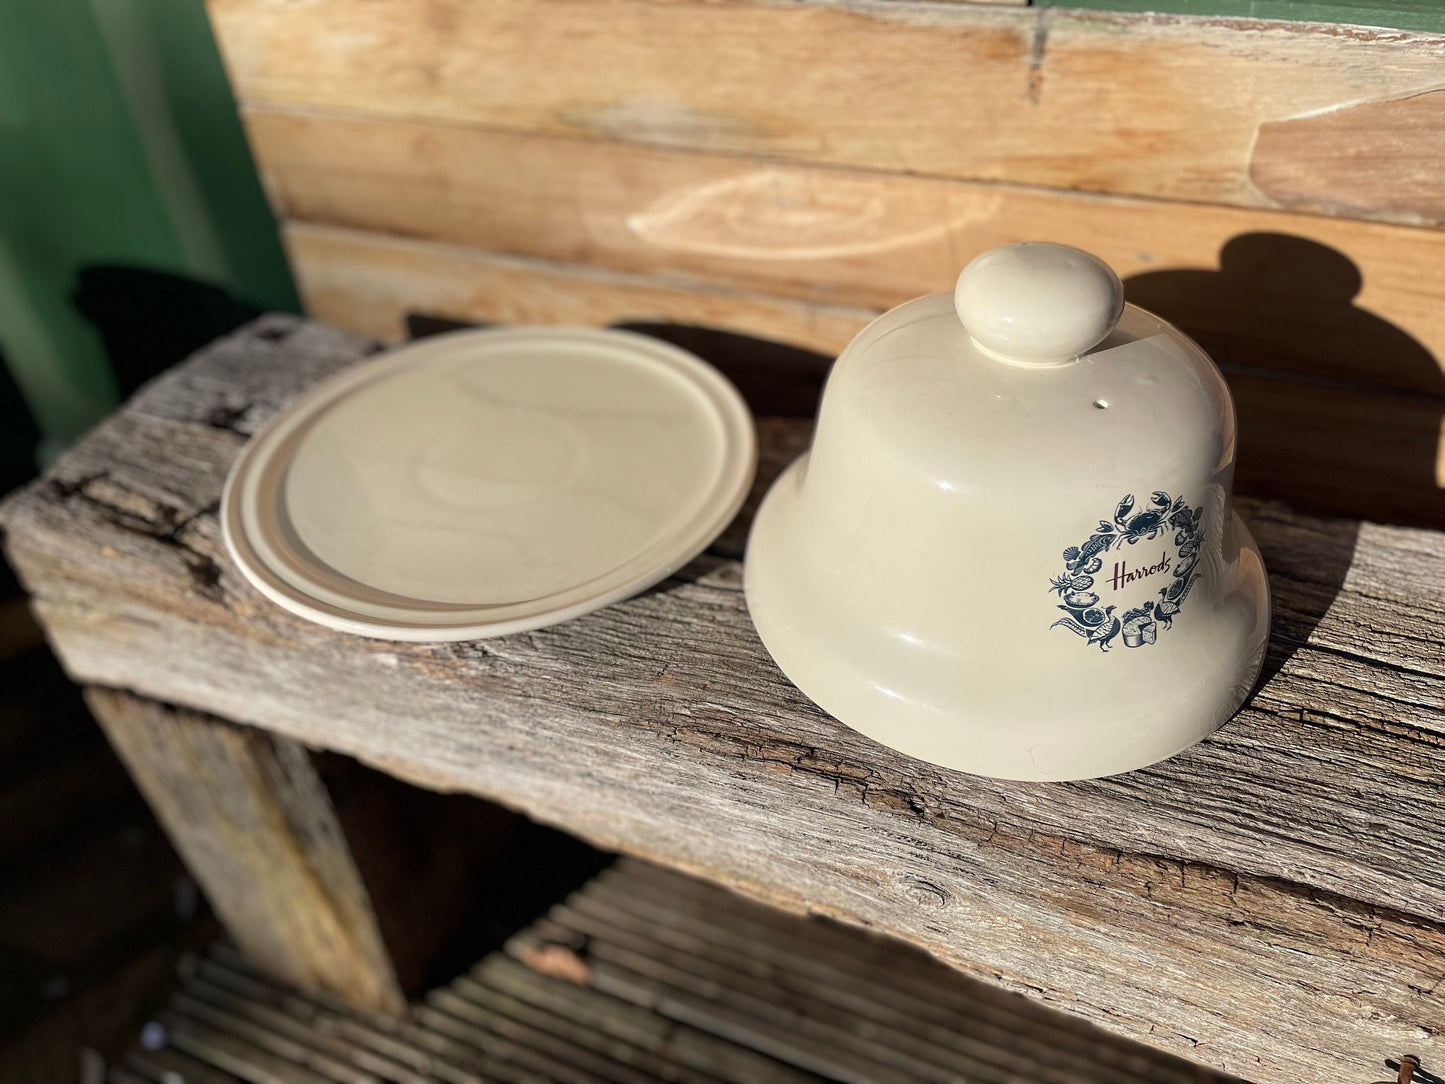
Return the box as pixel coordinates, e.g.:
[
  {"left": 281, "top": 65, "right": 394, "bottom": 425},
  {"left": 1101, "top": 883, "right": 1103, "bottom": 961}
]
[
  {"left": 207, "top": 0, "right": 1445, "bottom": 226},
  {"left": 3, "top": 317, "right": 1444, "bottom": 1083},
  {"left": 243, "top": 107, "right": 1445, "bottom": 396},
  {"left": 283, "top": 222, "right": 1445, "bottom": 530},
  {"left": 283, "top": 223, "right": 873, "bottom": 356}
]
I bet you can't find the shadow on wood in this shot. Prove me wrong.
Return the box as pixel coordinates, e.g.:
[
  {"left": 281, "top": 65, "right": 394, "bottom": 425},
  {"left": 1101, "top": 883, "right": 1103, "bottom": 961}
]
[
  {"left": 1126, "top": 233, "right": 1445, "bottom": 530},
  {"left": 317, "top": 750, "right": 614, "bottom": 996},
  {"left": 611, "top": 323, "right": 831, "bottom": 420},
  {"left": 405, "top": 312, "right": 833, "bottom": 420},
  {"left": 405, "top": 308, "right": 1363, "bottom": 674},
  {"left": 1245, "top": 503, "right": 1359, "bottom": 690}
]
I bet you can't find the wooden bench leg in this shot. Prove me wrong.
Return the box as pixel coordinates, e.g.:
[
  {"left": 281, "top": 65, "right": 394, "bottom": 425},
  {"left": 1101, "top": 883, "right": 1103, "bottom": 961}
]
[{"left": 84, "top": 688, "right": 404, "bottom": 1015}]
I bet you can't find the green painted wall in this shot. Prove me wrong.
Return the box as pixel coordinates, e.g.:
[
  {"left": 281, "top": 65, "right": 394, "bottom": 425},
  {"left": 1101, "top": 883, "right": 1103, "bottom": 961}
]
[
  {"left": 1036, "top": 0, "right": 1445, "bottom": 33},
  {"left": 0, "top": 0, "right": 294, "bottom": 461}
]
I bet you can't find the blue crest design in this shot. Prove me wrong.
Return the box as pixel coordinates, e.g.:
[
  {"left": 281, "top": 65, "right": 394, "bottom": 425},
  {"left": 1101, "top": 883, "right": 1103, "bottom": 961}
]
[{"left": 1048, "top": 491, "right": 1203, "bottom": 651}]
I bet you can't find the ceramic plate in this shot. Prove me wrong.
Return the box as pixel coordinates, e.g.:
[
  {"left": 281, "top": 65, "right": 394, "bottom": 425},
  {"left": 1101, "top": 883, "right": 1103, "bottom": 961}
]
[{"left": 222, "top": 327, "right": 756, "bottom": 640}]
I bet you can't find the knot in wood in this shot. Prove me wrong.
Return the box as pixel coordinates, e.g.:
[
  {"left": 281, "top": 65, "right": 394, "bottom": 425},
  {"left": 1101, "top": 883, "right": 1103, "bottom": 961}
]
[{"left": 902, "top": 877, "right": 949, "bottom": 909}]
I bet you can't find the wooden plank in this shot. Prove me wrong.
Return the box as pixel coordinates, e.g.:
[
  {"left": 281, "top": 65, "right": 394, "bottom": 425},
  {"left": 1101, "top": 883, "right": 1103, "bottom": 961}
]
[
  {"left": 470, "top": 957, "right": 815, "bottom": 1084},
  {"left": 1250, "top": 89, "right": 1445, "bottom": 224},
  {"left": 4, "top": 318, "right": 1444, "bottom": 1082},
  {"left": 438, "top": 977, "right": 736, "bottom": 1084},
  {"left": 179, "top": 975, "right": 433, "bottom": 1084},
  {"left": 531, "top": 865, "right": 1237, "bottom": 1084},
  {"left": 284, "top": 223, "right": 1445, "bottom": 528},
  {"left": 83, "top": 689, "right": 404, "bottom": 1016},
  {"left": 128, "top": 863, "right": 1244, "bottom": 1084},
  {"left": 283, "top": 222, "right": 874, "bottom": 356},
  {"left": 1225, "top": 371, "right": 1445, "bottom": 530},
  {"left": 246, "top": 107, "right": 1445, "bottom": 395},
  {"left": 193, "top": 948, "right": 503, "bottom": 1084},
  {"left": 207, "top": 0, "right": 1445, "bottom": 226},
  {"left": 577, "top": 864, "right": 1201, "bottom": 1084},
  {"left": 522, "top": 914, "right": 1014, "bottom": 1084}
]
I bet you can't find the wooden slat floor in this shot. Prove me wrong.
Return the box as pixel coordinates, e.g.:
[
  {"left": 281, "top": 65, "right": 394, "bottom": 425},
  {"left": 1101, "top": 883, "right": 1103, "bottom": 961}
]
[{"left": 116, "top": 858, "right": 1247, "bottom": 1084}]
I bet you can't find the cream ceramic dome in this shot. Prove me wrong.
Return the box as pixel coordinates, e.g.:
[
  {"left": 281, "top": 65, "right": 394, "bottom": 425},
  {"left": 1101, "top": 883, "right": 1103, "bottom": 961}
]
[{"left": 744, "top": 242, "right": 1270, "bottom": 781}]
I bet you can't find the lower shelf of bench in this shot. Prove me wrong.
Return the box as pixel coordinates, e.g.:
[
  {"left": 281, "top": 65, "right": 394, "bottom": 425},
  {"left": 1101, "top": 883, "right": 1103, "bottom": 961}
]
[{"left": 116, "top": 857, "right": 1242, "bottom": 1084}]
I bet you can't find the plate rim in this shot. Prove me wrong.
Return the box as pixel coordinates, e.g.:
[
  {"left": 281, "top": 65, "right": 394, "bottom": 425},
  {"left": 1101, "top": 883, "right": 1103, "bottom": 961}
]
[{"left": 220, "top": 325, "right": 757, "bottom": 641}]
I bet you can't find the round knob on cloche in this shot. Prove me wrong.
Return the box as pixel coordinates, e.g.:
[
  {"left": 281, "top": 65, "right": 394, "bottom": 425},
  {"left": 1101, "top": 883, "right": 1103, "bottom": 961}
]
[{"left": 954, "top": 242, "right": 1124, "bottom": 366}]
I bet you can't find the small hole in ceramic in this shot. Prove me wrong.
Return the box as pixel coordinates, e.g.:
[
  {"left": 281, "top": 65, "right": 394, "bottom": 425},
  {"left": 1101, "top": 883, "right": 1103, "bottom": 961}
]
[{"left": 1093, "top": 399, "right": 1110, "bottom": 410}]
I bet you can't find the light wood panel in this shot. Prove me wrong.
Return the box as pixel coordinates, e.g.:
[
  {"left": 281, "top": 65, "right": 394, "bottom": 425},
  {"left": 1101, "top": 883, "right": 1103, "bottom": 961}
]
[
  {"left": 286, "top": 223, "right": 1445, "bottom": 527},
  {"left": 250, "top": 107, "right": 1445, "bottom": 394},
  {"left": 209, "top": 0, "right": 1445, "bottom": 225},
  {"left": 4, "top": 318, "right": 1444, "bottom": 1082},
  {"left": 1251, "top": 88, "right": 1445, "bottom": 224},
  {"left": 284, "top": 222, "right": 875, "bottom": 355}
]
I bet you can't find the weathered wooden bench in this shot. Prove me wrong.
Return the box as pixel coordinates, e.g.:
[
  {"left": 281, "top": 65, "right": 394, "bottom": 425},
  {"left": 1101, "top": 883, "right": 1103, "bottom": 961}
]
[
  {"left": 3, "top": 314, "right": 1442, "bottom": 1084},
  {"left": 11, "top": 0, "right": 1445, "bottom": 1078}
]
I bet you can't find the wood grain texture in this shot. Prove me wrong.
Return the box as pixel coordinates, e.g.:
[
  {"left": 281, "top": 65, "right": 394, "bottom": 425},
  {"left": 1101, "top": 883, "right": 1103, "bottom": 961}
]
[
  {"left": 246, "top": 108, "right": 1445, "bottom": 394},
  {"left": 285, "top": 223, "right": 1445, "bottom": 529},
  {"left": 4, "top": 318, "right": 1444, "bottom": 1081},
  {"left": 516, "top": 859, "right": 1240, "bottom": 1084},
  {"left": 83, "top": 688, "right": 404, "bottom": 1015},
  {"left": 122, "top": 875, "right": 1235, "bottom": 1084},
  {"left": 284, "top": 223, "right": 874, "bottom": 355},
  {"left": 208, "top": 0, "right": 1445, "bottom": 225},
  {"left": 1251, "top": 89, "right": 1445, "bottom": 225}
]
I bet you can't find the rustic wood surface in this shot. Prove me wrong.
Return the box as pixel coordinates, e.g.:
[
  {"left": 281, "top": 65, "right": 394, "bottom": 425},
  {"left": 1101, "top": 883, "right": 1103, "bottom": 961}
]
[
  {"left": 1250, "top": 90, "right": 1445, "bottom": 225},
  {"left": 84, "top": 688, "right": 404, "bottom": 1016},
  {"left": 115, "top": 862, "right": 1241, "bottom": 1084},
  {"left": 208, "top": 0, "right": 1445, "bottom": 227},
  {"left": 246, "top": 107, "right": 1445, "bottom": 395},
  {"left": 285, "top": 223, "right": 1445, "bottom": 529},
  {"left": 285, "top": 224, "right": 872, "bottom": 359},
  {"left": 4, "top": 317, "right": 1444, "bottom": 1082}
]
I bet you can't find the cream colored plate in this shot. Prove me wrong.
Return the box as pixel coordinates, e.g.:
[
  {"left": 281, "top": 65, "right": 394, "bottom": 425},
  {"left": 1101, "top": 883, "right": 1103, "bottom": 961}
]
[{"left": 222, "top": 327, "right": 756, "bottom": 640}]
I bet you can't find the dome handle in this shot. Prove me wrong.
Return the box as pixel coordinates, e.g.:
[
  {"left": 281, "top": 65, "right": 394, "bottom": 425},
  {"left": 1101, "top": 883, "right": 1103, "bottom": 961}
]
[{"left": 954, "top": 243, "right": 1124, "bottom": 367}]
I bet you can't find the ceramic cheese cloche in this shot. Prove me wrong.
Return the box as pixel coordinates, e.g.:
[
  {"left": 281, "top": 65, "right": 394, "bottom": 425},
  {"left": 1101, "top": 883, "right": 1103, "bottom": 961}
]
[{"left": 744, "top": 242, "right": 1270, "bottom": 781}]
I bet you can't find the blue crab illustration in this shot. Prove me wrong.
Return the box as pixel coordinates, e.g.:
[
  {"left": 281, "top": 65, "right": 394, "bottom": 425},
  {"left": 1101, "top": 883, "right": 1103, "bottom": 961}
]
[{"left": 1113, "top": 491, "right": 1175, "bottom": 543}]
